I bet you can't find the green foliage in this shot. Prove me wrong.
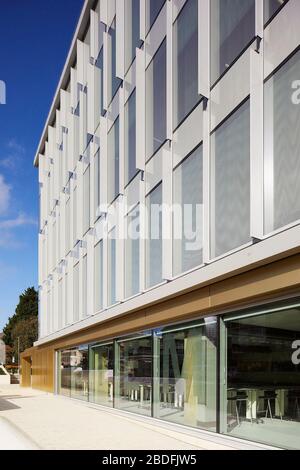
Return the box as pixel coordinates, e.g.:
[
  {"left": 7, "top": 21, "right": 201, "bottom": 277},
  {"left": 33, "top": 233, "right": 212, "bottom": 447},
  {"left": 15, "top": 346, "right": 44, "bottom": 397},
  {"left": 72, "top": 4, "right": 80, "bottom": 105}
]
[{"left": 2, "top": 287, "right": 38, "bottom": 360}]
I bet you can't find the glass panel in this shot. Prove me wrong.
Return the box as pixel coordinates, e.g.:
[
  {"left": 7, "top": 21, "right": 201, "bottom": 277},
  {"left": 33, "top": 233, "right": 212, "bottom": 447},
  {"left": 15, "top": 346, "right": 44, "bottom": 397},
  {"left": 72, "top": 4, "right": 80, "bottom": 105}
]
[
  {"left": 89, "top": 343, "right": 114, "bottom": 407},
  {"left": 94, "top": 240, "right": 103, "bottom": 312},
  {"left": 146, "top": 183, "right": 162, "bottom": 289},
  {"left": 154, "top": 320, "right": 217, "bottom": 430},
  {"left": 146, "top": 39, "right": 167, "bottom": 160},
  {"left": 173, "top": 0, "right": 199, "bottom": 129},
  {"left": 108, "top": 118, "right": 120, "bottom": 203},
  {"left": 173, "top": 146, "right": 203, "bottom": 276},
  {"left": 65, "top": 198, "right": 70, "bottom": 254},
  {"left": 146, "top": 0, "right": 166, "bottom": 34},
  {"left": 125, "top": 0, "right": 142, "bottom": 72},
  {"left": 211, "top": 99, "right": 250, "bottom": 258},
  {"left": 58, "top": 349, "right": 72, "bottom": 397},
  {"left": 210, "top": 0, "right": 255, "bottom": 85},
  {"left": 264, "top": 0, "right": 288, "bottom": 23},
  {"left": 264, "top": 49, "right": 300, "bottom": 234},
  {"left": 108, "top": 229, "right": 117, "bottom": 306},
  {"left": 70, "top": 346, "right": 89, "bottom": 401},
  {"left": 223, "top": 306, "right": 300, "bottom": 449},
  {"left": 95, "top": 48, "right": 105, "bottom": 117},
  {"left": 115, "top": 336, "right": 152, "bottom": 416},
  {"left": 73, "top": 187, "right": 77, "bottom": 247},
  {"left": 125, "top": 206, "right": 140, "bottom": 298},
  {"left": 83, "top": 165, "right": 90, "bottom": 234},
  {"left": 82, "top": 255, "right": 87, "bottom": 318},
  {"left": 73, "top": 263, "right": 79, "bottom": 322},
  {"left": 108, "top": 19, "right": 122, "bottom": 104},
  {"left": 94, "top": 150, "right": 101, "bottom": 221},
  {"left": 125, "top": 91, "right": 137, "bottom": 184}
]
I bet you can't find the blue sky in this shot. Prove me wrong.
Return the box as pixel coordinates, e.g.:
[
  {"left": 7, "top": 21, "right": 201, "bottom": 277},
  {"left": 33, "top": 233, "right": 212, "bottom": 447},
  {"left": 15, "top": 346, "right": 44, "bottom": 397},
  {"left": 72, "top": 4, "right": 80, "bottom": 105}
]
[{"left": 0, "top": 0, "right": 84, "bottom": 330}]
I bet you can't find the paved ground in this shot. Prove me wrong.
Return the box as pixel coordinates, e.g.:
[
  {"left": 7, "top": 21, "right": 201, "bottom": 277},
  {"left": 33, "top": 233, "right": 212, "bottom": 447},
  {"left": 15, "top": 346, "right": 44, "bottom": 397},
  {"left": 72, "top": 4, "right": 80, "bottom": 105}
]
[{"left": 0, "top": 385, "right": 267, "bottom": 450}]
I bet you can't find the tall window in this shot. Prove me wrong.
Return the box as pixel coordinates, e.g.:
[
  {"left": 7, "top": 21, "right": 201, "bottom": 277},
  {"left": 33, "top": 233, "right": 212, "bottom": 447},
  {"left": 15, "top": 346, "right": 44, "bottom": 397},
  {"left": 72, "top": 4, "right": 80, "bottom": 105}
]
[
  {"left": 210, "top": 0, "right": 255, "bottom": 85},
  {"left": 82, "top": 255, "right": 87, "bottom": 318},
  {"left": 125, "top": 0, "right": 142, "bottom": 73},
  {"left": 125, "top": 90, "right": 137, "bottom": 184},
  {"left": 66, "top": 198, "right": 70, "bottom": 255},
  {"left": 173, "top": 0, "right": 200, "bottom": 129},
  {"left": 83, "top": 165, "right": 90, "bottom": 234},
  {"left": 146, "top": 39, "right": 167, "bottom": 160},
  {"left": 94, "top": 240, "right": 103, "bottom": 312},
  {"left": 173, "top": 145, "right": 203, "bottom": 276},
  {"left": 108, "top": 19, "right": 122, "bottom": 104},
  {"left": 264, "top": 0, "right": 288, "bottom": 23},
  {"left": 108, "top": 118, "right": 120, "bottom": 203},
  {"left": 65, "top": 272, "right": 68, "bottom": 326},
  {"left": 58, "top": 278, "right": 63, "bottom": 330},
  {"left": 211, "top": 100, "right": 250, "bottom": 258},
  {"left": 146, "top": 0, "right": 166, "bottom": 34},
  {"left": 125, "top": 205, "right": 140, "bottom": 298},
  {"left": 89, "top": 343, "right": 114, "bottom": 407},
  {"left": 73, "top": 187, "right": 77, "bottom": 246},
  {"left": 73, "top": 262, "right": 79, "bottom": 322},
  {"left": 264, "top": 50, "right": 300, "bottom": 234},
  {"left": 94, "top": 150, "right": 101, "bottom": 221},
  {"left": 108, "top": 229, "right": 117, "bottom": 306},
  {"left": 96, "top": 48, "right": 105, "bottom": 117},
  {"left": 146, "top": 183, "right": 162, "bottom": 289}
]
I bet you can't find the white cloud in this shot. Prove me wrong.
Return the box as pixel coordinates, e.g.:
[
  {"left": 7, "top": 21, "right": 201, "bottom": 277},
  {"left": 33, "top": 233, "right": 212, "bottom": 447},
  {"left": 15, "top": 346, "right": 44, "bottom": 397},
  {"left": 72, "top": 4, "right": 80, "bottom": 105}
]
[
  {"left": 0, "top": 174, "right": 11, "bottom": 215},
  {"left": 0, "top": 213, "right": 37, "bottom": 230},
  {"left": 0, "top": 139, "right": 26, "bottom": 171}
]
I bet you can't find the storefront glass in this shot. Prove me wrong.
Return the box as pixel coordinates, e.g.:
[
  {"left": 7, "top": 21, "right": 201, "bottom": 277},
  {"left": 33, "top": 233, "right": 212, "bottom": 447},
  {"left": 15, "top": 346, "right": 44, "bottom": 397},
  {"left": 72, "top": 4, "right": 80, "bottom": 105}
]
[{"left": 89, "top": 343, "right": 114, "bottom": 407}]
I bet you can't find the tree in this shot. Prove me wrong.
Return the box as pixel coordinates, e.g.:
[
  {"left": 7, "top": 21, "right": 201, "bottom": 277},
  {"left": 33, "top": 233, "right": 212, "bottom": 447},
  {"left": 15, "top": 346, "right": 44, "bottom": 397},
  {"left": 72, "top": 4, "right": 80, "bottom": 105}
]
[{"left": 3, "top": 287, "right": 38, "bottom": 359}]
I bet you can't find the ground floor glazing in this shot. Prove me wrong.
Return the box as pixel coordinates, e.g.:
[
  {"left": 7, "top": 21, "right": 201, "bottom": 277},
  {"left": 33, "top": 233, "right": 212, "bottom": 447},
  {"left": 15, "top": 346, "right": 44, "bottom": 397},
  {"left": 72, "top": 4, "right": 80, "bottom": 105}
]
[{"left": 57, "top": 299, "right": 300, "bottom": 449}]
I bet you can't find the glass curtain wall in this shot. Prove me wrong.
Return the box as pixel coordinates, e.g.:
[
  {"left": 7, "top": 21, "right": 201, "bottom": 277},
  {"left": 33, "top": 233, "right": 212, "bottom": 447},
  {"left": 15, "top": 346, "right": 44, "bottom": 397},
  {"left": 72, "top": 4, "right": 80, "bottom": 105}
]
[
  {"left": 145, "top": 0, "right": 166, "bottom": 34},
  {"left": 146, "top": 183, "right": 163, "bottom": 289},
  {"left": 264, "top": 0, "right": 288, "bottom": 23},
  {"left": 210, "top": 0, "right": 255, "bottom": 85},
  {"left": 125, "top": 205, "right": 140, "bottom": 299},
  {"left": 153, "top": 319, "right": 217, "bottom": 430},
  {"left": 70, "top": 345, "right": 89, "bottom": 401},
  {"left": 89, "top": 343, "right": 114, "bottom": 407},
  {"left": 115, "top": 335, "right": 153, "bottom": 417},
  {"left": 221, "top": 305, "right": 300, "bottom": 450}
]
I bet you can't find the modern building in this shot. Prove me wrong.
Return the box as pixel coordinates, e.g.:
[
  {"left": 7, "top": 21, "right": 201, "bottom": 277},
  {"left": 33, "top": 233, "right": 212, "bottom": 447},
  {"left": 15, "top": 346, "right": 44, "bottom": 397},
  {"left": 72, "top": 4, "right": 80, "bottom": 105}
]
[{"left": 21, "top": 0, "right": 300, "bottom": 449}]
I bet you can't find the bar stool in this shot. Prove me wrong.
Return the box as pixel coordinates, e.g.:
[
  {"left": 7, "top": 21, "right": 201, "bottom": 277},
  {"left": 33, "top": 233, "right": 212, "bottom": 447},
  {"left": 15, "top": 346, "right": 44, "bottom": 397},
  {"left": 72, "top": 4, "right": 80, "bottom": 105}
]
[
  {"left": 227, "top": 391, "right": 248, "bottom": 426},
  {"left": 258, "top": 391, "right": 282, "bottom": 421}
]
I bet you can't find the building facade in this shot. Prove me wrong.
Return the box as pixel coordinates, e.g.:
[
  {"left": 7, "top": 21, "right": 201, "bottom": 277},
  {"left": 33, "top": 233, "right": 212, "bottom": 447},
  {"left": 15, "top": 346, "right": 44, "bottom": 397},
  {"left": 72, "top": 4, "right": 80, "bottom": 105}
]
[{"left": 22, "top": 0, "right": 300, "bottom": 449}]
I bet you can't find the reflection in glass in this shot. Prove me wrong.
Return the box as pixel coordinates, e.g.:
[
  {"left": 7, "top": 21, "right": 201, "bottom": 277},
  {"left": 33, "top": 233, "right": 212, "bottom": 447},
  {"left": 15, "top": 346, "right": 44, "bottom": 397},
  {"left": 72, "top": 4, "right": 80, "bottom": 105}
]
[
  {"left": 210, "top": 0, "right": 255, "bottom": 85},
  {"left": 125, "top": 91, "right": 137, "bottom": 184},
  {"left": 173, "top": 145, "right": 203, "bottom": 276},
  {"left": 173, "top": 0, "right": 199, "bottom": 129},
  {"left": 154, "top": 320, "right": 217, "bottom": 430},
  {"left": 89, "top": 343, "right": 114, "bottom": 407},
  {"left": 58, "top": 349, "right": 72, "bottom": 397},
  {"left": 223, "top": 306, "right": 300, "bottom": 449},
  {"left": 264, "top": 49, "right": 300, "bottom": 234},
  {"left": 211, "top": 99, "right": 250, "bottom": 258},
  {"left": 108, "top": 118, "right": 120, "bottom": 204},
  {"left": 108, "top": 19, "right": 122, "bottom": 104},
  {"left": 264, "top": 0, "right": 288, "bottom": 23},
  {"left": 146, "top": 40, "right": 167, "bottom": 160},
  {"left": 146, "top": 183, "right": 162, "bottom": 289},
  {"left": 125, "top": 0, "right": 142, "bottom": 72},
  {"left": 115, "top": 336, "right": 152, "bottom": 416},
  {"left": 70, "top": 346, "right": 89, "bottom": 401},
  {"left": 146, "top": 0, "right": 166, "bottom": 34}
]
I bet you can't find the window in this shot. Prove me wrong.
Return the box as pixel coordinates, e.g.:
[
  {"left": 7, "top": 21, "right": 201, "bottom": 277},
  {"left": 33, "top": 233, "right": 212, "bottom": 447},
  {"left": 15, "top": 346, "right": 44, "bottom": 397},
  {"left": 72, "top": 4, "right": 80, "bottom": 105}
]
[
  {"left": 173, "top": 145, "right": 203, "bottom": 276},
  {"left": 108, "top": 229, "right": 117, "bottom": 306},
  {"left": 66, "top": 198, "right": 70, "bottom": 255},
  {"left": 211, "top": 99, "right": 250, "bottom": 258},
  {"left": 108, "top": 118, "right": 120, "bottom": 203},
  {"left": 108, "top": 19, "right": 122, "bottom": 104},
  {"left": 125, "top": 206, "right": 140, "bottom": 298},
  {"left": 94, "top": 150, "right": 101, "bottom": 221},
  {"left": 70, "top": 345, "right": 89, "bottom": 402},
  {"left": 146, "top": 0, "right": 166, "bottom": 34},
  {"left": 146, "top": 39, "right": 167, "bottom": 160},
  {"left": 94, "top": 241, "right": 103, "bottom": 312},
  {"left": 210, "top": 0, "right": 255, "bottom": 85},
  {"left": 89, "top": 343, "right": 114, "bottom": 407},
  {"left": 264, "top": 0, "right": 288, "bottom": 23},
  {"left": 146, "top": 183, "right": 162, "bottom": 289},
  {"left": 125, "top": 0, "right": 142, "bottom": 72},
  {"left": 73, "top": 187, "right": 77, "bottom": 247},
  {"left": 65, "top": 272, "right": 68, "bottom": 326},
  {"left": 173, "top": 0, "right": 200, "bottom": 129},
  {"left": 154, "top": 319, "right": 217, "bottom": 430},
  {"left": 83, "top": 165, "right": 90, "bottom": 234},
  {"left": 58, "top": 279, "right": 63, "bottom": 330},
  {"left": 95, "top": 47, "right": 105, "bottom": 117},
  {"left": 125, "top": 90, "right": 137, "bottom": 184},
  {"left": 264, "top": 50, "right": 300, "bottom": 234},
  {"left": 73, "top": 263, "right": 79, "bottom": 322},
  {"left": 115, "top": 336, "right": 152, "bottom": 416},
  {"left": 82, "top": 255, "right": 87, "bottom": 318},
  {"left": 222, "top": 304, "right": 300, "bottom": 449}
]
